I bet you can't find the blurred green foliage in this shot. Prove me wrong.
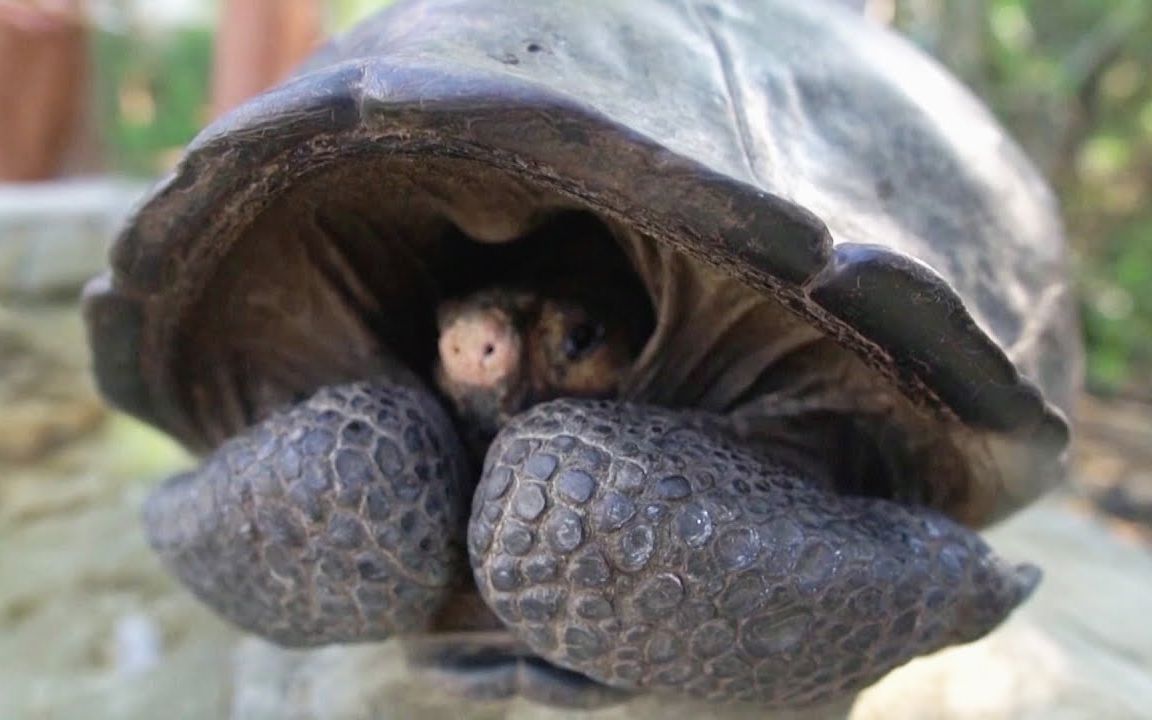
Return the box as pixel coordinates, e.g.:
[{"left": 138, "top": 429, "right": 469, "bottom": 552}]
[
  {"left": 93, "top": 27, "right": 214, "bottom": 176},
  {"left": 329, "top": 0, "right": 394, "bottom": 29},
  {"left": 895, "top": 0, "right": 1152, "bottom": 398},
  {"left": 89, "top": 0, "right": 1152, "bottom": 397},
  {"left": 89, "top": 0, "right": 387, "bottom": 176}
]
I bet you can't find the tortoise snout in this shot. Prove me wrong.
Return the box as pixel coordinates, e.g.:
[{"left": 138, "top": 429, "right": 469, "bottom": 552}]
[{"left": 438, "top": 308, "right": 521, "bottom": 389}]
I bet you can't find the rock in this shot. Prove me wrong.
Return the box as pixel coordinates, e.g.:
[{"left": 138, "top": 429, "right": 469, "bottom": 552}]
[
  {"left": 0, "top": 178, "right": 148, "bottom": 298},
  {"left": 0, "top": 414, "right": 227, "bottom": 720},
  {"left": 0, "top": 305, "right": 107, "bottom": 463},
  {"left": 853, "top": 498, "right": 1152, "bottom": 720}
]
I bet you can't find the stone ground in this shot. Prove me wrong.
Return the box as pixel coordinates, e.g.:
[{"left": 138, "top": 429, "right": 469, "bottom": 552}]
[{"left": 2, "top": 180, "right": 1150, "bottom": 719}]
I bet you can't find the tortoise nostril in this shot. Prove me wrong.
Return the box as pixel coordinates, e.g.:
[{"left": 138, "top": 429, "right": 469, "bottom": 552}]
[{"left": 439, "top": 310, "right": 520, "bottom": 386}]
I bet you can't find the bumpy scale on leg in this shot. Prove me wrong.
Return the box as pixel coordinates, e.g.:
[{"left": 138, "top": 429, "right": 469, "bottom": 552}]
[
  {"left": 144, "top": 380, "right": 471, "bottom": 646},
  {"left": 469, "top": 399, "right": 1039, "bottom": 707}
]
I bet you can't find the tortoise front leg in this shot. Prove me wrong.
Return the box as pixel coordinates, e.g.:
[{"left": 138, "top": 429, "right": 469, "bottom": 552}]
[
  {"left": 469, "top": 400, "right": 1038, "bottom": 708},
  {"left": 143, "top": 380, "right": 471, "bottom": 647}
]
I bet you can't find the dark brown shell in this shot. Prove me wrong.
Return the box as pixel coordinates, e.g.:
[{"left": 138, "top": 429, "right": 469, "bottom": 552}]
[{"left": 84, "top": 0, "right": 1080, "bottom": 522}]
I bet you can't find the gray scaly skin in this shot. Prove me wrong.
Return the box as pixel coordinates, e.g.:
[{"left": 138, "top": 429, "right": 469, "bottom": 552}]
[
  {"left": 144, "top": 378, "right": 1037, "bottom": 708},
  {"left": 144, "top": 381, "right": 470, "bottom": 646},
  {"left": 470, "top": 399, "right": 1036, "bottom": 707}
]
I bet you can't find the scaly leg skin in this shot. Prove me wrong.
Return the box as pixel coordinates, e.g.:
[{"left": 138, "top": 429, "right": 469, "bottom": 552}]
[
  {"left": 143, "top": 380, "right": 471, "bottom": 647},
  {"left": 469, "top": 399, "right": 1040, "bottom": 708}
]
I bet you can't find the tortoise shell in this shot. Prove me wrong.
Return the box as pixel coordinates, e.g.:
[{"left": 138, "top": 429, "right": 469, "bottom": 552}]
[{"left": 84, "top": 0, "right": 1079, "bottom": 527}]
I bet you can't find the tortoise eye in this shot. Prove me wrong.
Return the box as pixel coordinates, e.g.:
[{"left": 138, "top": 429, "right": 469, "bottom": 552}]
[{"left": 563, "top": 321, "right": 605, "bottom": 360}]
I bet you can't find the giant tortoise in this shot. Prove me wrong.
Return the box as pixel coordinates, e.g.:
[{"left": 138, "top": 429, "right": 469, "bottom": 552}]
[{"left": 83, "top": 0, "right": 1081, "bottom": 711}]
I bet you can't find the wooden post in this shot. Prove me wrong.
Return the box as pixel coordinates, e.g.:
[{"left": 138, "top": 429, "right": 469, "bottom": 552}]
[
  {"left": 210, "top": 0, "right": 323, "bottom": 119},
  {"left": 0, "top": 1, "right": 89, "bottom": 181}
]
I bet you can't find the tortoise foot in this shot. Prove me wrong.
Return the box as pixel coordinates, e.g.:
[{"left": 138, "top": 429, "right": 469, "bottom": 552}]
[
  {"left": 143, "top": 380, "right": 471, "bottom": 646},
  {"left": 469, "top": 399, "right": 1039, "bottom": 707}
]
